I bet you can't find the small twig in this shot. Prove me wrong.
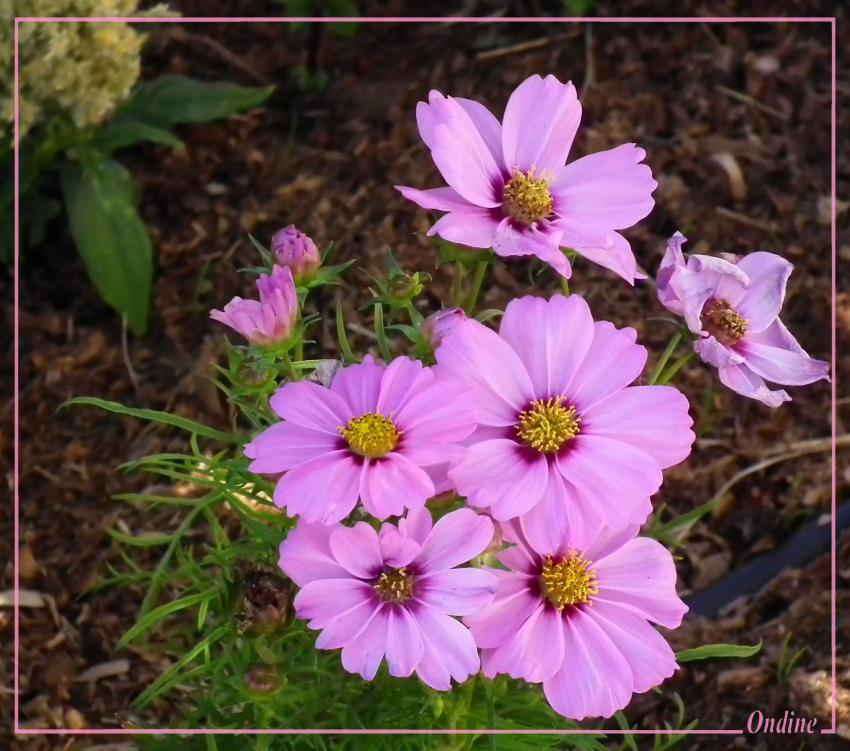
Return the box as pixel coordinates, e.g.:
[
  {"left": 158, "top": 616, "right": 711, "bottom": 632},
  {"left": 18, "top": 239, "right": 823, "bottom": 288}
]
[
  {"left": 716, "top": 84, "right": 789, "bottom": 121},
  {"left": 121, "top": 316, "right": 141, "bottom": 394},
  {"left": 163, "top": 27, "right": 269, "bottom": 85},
  {"left": 714, "top": 206, "right": 777, "bottom": 232},
  {"left": 476, "top": 36, "right": 554, "bottom": 61},
  {"left": 582, "top": 24, "right": 595, "bottom": 94}
]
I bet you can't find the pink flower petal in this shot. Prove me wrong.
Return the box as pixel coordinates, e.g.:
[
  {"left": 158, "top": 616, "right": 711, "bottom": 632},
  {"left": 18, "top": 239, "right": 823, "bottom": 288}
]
[
  {"left": 360, "top": 454, "right": 434, "bottom": 520},
  {"left": 315, "top": 596, "right": 381, "bottom": 650},
  {"left": 483, "top": 604, "right": 565, "bottom": 682},
  {"left": 739, "top": 336, "right": 830, "bottom": 386},
  {"left": 329, "top": 522, "right": 383, "bottom": 579},
  {"left": 694, "top": 335, "right": 745, "bottom": 368},
  {"left": 430, "top": 99, "right": 504, "bottom": 207},
  {"left": 426, "top": 209, "right": 500, "bottom": 248},
  {"left": 717, "top": 362, "right": 791, "bottom": 408},
  {"left": 385, "top": 605, "right": 424, "bottom": 678},
  {"left": 341, "top": 606, "right": 389, "bottom": 680},
  {"left": 395, "top": 379, "right": 476, "bottom": 445},
  {"left": 501, "top": 74, "right": 581, "bottom": 172},
  {"left": 269, "top": 380, "right": 353, "bottom": 434},
  {"left": 594, "top": 537, "right": 688, "bottom": 628},
  {"left": 414, "top": 604, "right": 481, "bottom": 691},
  {"left": 378, "top": 524, "right": 421, "bottom": 568},
  {"left": 244, "top": 422, "right": 340, "bottom": 474},
  {"left": 436, "top": 319, "right": 534, "bottom": 425},
  {"left": 557, "top": 228, "right": 641, "bottom": 285},
  {"left": 376, "top": 356, "right": 432, "bottom": 415},
  {"left": 583, "top": 385, "right": 694, "bottom": 469},
  {"left": 556, "top": 436, "right": 657, "bottom": 529},
  {"left": 585, "top": 601, "right": 679, "bottom": 694},
  {"left": 274, "top": 450, "right": 363, "bottom": 524},
  {"left": 398, "top": 507, "right": 433, "bottom": 545},
  {"left": 328, "top": 356, "right": 383, "bottom": 416},
  {"left": 415, "top": 508, "right": 494, "bottom": 575},
  {"left": 499, "top": 294, "right": 595, "bottom": 398},
  {"left": 552, "top": 143, "right": 656, "bottom": 233},
  {"left": 417, "top": 568, "right": 499, "bottom": 615},
  {"left": 735, "top": 252, "right": 793, "bottom": 332},
  {"left": 542, "top": 608, "right": 633, "bottom": 720},
  {"left": 581, "top": 523, "right": 642, "bottom": 563},
  {"left": 491, "top": 218, "right": 571, "bottom": 278},
  {"left": 278, "top": 522, "right": 349, "bottom": 586},
  {"left": 520, "top": 466, "right": 603, "bottom": 554},
  {"left": 416, "top": 91, "right": 503, "bottom": 164},
  {"left": 448, "top": 439, "right": 548, "bottom": 519},
  {"left": 395, "top": 185, "right": 477, "bottom": 212},
  {"left": 657, "top": 232, "right": 687, "bottom": 315},
  {"left": 464, "top": 573, "right": 539, "bottom": 649},
  {"left": 295, "top": 578, "right": 374, "bottom": 630},
  {"left": 568, "top": 321, "right": 647, "bottom": 412}
]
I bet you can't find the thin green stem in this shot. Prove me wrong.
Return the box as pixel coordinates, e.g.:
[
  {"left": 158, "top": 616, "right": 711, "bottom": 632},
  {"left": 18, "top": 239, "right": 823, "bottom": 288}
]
[
  {"left": 281, "top": 353, "right": 299, "bottom": 382},
  {"left": 486, "top": 679, "right": 497, "bottom": 749},
  {"left": 560, "top": 277, "right": 570, "bottom": 296},
  {"left": 450, "top": 261, "right": 466, "bottom": 308},
  {"left": 374, "top": 303, "right": 392, "bottom": 361},
  {"left": 464, "top": 260, "right": 489, "bottom": 314},
  {"left": 658, "top": 350, "right": 695, "bottom": 384},
  {"left": 648, "top": 332, "right": 683, "bottom": 385}
]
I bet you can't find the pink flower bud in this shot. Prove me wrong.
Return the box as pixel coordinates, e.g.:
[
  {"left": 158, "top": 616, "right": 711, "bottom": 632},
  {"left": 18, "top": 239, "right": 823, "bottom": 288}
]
[
  {"left": 210, "top": 265, "right": 298, "bottom": 347},
  {"left": 271, "top": 225, "right": 320, "bottom": 282},
  {"left": 422, "top": 307, "right": 466, "bottom": 349}
]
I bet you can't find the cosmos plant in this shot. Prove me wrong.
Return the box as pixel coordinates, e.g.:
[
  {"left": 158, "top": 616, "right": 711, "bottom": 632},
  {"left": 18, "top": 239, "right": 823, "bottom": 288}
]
[{"left": 79, "top": 72, "right": 829, "bottom": 734}]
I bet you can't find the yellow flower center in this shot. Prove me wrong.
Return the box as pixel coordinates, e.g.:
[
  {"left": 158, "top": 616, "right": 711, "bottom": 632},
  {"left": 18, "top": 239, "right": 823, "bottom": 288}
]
[
  {"left": 502, "top": 168, "right": 553, "bottom": 225},
  {"left": 540, "top": 553, "right": 599, "bottom": 610},
  {"left": 340, "top": 413, "right": 401, "bottom": 459},
  {"left": 702, "top": 299, "right": 748, "bottom": 346},
  {"left": 374, "top": 567, "right": 414, "bottom": 603},
  {"left": 515, "top": 396, "right": 580, "bottom": 454}
]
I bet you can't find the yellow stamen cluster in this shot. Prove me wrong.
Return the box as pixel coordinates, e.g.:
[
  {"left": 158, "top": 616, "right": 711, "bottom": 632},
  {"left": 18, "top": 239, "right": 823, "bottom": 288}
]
[
  {"left": 516, "top": 396, "right": 581, "bottom": 454},
  {"left": 340, "top": 413, "right": 401, "bottom": 459},
  {"left": 702, "top": 299, "right": 748, "bottom": 346},
  {"left": 502, "top": 168, "right": 553, "bottom": 225},
  {"left": 374, "top": 567, "right": 414, "bottom": 603},
  {"left": 540, "top": 553, "right": 599, "bottom": 610}
]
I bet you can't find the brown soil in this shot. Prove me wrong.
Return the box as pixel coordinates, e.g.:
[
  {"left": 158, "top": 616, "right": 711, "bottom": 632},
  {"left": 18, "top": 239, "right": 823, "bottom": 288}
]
[{"left": 3, "top": 2, "right": 848, "bottom": 749}]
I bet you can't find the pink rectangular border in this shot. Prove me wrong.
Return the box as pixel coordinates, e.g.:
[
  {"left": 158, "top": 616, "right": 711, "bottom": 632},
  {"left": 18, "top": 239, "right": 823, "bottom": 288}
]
[{"left": 12, "top": 14, "right": 838, "bottom": 739}]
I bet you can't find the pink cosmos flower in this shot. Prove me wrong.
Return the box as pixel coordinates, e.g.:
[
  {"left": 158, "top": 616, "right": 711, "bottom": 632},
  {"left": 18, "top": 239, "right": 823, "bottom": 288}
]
[
  {"left": 210, "top": 265, "right": 298, "bottom": 347},
  {"left": 435, "top": 294, "right": 694, "bottom": 551},
  {"left": 397, "top": 74, "right": 657, "bottom": 283},
  {"left": 657, "top": 233, "right": 830, "bottom": 407},
  {"left": 244, "top": 356, "right": 476, "bottom": 524},
  {"left": 464, "top": 520, "right": 687, "bottom": 720},
  {"left": 278, "top": 507, "right": 498, "bottom": 689},
  {"left": 271, "top": 224, "right": 321, "bottom": 282}
]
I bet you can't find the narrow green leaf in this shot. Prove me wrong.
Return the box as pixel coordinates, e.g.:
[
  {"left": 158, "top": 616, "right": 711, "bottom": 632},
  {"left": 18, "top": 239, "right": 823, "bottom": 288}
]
[
  {"left": 335, "top": 302, "right": 359, "bottom": 364},
  {"left": 676, "top": 641, "right": 762, "bottom": 663},
  {"left": 118, "top": 589, "right": 219, "bottom": 649},
  {"left": 93, "top": 122, "right": 184, "bottom": 153},
  {"left": 62, "top": 396, "right": 241, "bottom": 443},
  {"left": 116, "top": 75, "right": 274, "bottom": 128},
  {"left": 61, "top": 157, "right": 152, "bottom": 334},
  {"left": 106, "top": 528, "right": 174, "bottom": 547}
]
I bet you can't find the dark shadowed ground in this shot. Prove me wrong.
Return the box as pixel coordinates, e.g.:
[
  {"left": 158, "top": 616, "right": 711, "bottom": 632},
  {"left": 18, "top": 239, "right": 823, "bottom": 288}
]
[{"left": 3, "top": 1, "right": 848, "bottom": 748}]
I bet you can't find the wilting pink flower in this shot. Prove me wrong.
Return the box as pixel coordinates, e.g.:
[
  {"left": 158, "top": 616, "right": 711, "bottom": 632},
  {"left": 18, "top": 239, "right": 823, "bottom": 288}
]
[
  {"left": 279, "top": 507, "right": 498, "bottom": 689},
  {"left": 422, "top": 308, "right": 467, "bottom": 349},
  {"left": 244, "top": 356, "right": 476, "bottom": 524},
  {"left": 435, "top": 294, "right": 694, "bottom": 551},
  {"left": 657, "top": 233, "right": 830, "bottom": 407},
  {"left": 397, "top": 74, "right": 656, "bottom": 283},
  {"left": 210, "top": 265, "right": 297, "bottom": 347},
  {"left": 465, "top": 520, "right": 687, "bottom": 720},
  {"left": 271, "top": 225, "right": 321, "bottom": 282}
]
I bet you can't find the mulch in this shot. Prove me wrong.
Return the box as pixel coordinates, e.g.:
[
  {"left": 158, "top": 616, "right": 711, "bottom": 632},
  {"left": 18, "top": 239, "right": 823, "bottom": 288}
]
[{"left": 2, "top": 2, "right": 848, "bottom": 748}]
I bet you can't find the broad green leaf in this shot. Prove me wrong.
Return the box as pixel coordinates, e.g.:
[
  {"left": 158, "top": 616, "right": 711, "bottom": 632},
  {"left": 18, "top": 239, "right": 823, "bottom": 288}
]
[
  {"left": 116, "top": 75, "right": 274, "bottom": 128},
  {"left": 676, "top": 641, "right": 762, "bottom": 663},
  {"left": 62, "top": 396, "right": 241, "bottom": 443},
  {"left": 93, "top": 122, "right": 183, "bottom": 153},
  {"left": 60, "top": 157, "right": 152, "bottom": 334}
]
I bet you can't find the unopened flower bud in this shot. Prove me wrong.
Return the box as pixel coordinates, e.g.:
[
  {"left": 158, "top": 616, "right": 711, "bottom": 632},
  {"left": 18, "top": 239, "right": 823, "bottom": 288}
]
[
  {"left": 271, "top": 225, "right": 320, "bottom": 282},
  {"left": 244, "top": 664, "right": 282, "bottom": 696},
  {"left": 210, "top": 265, "right": 297, "bottom": 348},
  {"left": 422, "top": 308, "right": 466, "bottom": 349}
]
